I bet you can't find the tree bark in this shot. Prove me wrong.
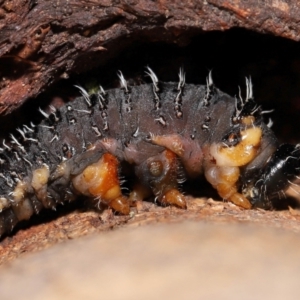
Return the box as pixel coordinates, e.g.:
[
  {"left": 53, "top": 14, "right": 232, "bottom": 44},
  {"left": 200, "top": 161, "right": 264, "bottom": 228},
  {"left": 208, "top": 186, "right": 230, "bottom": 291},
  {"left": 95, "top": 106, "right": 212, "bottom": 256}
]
[
  {"left": 0, "top": 0, "right": 300, "bottom": 114},
  {"left": 1, "top": 197, "right": 300, "bottom": 264}
]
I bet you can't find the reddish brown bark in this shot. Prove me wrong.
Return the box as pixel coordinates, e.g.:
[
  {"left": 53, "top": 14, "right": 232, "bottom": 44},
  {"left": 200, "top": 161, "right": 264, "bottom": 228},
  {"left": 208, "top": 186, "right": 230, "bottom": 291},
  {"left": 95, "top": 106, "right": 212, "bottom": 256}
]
[
  {"left": 2, "top": 197, "right": 300, "bottom": 264},
  {"left": 1, "top": 0, "right": 300, "bottom": 114}
]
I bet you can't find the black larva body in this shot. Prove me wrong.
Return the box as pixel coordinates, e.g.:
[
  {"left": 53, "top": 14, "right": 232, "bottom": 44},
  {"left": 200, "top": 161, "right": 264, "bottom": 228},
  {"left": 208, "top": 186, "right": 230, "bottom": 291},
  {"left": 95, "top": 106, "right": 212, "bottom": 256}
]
[{"left": 0, "top": 69, "right": 299, "bottom": 236}]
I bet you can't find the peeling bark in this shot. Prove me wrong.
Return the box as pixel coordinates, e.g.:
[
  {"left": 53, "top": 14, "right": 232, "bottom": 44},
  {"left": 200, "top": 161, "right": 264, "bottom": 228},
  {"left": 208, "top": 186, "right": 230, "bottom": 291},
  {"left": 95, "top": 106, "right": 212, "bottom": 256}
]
[{"left": 0, "top": 0, "right": 300, "bottom": 113}]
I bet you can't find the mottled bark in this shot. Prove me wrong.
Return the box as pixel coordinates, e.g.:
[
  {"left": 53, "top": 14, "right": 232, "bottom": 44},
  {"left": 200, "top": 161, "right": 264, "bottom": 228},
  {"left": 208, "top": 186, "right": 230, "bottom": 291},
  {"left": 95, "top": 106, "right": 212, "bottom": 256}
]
[
  {"left": 1, "top": 197, "right": 300, "bottom": 265},
  {"left": 0, "top": 0, "right": 300, "bottom": 114}
]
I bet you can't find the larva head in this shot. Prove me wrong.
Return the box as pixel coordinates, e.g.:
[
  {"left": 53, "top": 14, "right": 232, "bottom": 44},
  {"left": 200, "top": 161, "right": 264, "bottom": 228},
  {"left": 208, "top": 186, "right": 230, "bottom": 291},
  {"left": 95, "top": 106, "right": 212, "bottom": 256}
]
[
  {"left": 204, "top": 122, "right": 264, "bottom": 208},
  {"left": 204, "top": 78, "right": 278, "bottom": 208},
  {"left": 210, "top": 126, "right": 262, "bottom": 168},
  {"left": 242, "top": 144, "right": 300, "bottom": 209}
]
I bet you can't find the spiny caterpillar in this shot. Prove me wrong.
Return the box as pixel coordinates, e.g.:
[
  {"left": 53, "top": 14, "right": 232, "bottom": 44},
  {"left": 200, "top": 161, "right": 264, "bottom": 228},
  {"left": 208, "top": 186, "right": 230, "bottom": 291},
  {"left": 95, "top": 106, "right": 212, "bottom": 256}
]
[{"left": 0, "top": 67, "right": 299, "bottom": 236}]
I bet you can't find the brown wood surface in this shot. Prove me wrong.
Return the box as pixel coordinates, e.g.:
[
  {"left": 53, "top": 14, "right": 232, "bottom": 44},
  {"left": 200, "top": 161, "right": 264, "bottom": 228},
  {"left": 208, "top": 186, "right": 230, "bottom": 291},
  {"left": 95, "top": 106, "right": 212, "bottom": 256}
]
[
  {"left": 1, "top": 0, "right": 300, "bottom": 114},
  {"left": 1, "top": 197, "right": 300, "bottom": 265},
  {"left": 2, "top": 218, "right": 300, "bottom": 300}
]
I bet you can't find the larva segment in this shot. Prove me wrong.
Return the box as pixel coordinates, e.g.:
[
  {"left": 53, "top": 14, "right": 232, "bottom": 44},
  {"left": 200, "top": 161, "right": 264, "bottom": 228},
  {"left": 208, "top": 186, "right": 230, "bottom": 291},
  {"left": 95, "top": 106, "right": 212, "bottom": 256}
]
[
  {"left": 72, "top": 153, "right": 130, "bottom": 215},
  {"left": 31, "top": 165, "right": 54, "bottom": 208},
  {"left": 8, "top": 165, "right": 53, "bottom": 223},
  {"left": 149, "top": 134, "right": 203, "bottom": 178},
  {"left": 135, "top": 149, "right": 187, "bottom": 209},
  {"left": 210, "top": 127, "right": 262, "bottom": 167},
  {"left": 205, "top": 165, "right": 251, "bottom": 209},
  {"left": 12, "top": 198, "right": 34, "bottom": 222},
  {"left": 0, "top": 198, "right": 9, "bottom": 211},
  {"left": 205, "top": 126, "right": 262, "bottom": 208}
]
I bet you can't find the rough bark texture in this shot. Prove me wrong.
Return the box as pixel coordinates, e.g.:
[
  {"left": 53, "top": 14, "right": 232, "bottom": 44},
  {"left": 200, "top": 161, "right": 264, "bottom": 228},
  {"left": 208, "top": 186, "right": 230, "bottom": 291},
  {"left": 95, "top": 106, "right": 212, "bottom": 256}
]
[
  {"left": 1, "top": 197, "right": 300, "bottom": 264},
  {"left": 1, "top": 0, "right": 300, "bottom": 114}
]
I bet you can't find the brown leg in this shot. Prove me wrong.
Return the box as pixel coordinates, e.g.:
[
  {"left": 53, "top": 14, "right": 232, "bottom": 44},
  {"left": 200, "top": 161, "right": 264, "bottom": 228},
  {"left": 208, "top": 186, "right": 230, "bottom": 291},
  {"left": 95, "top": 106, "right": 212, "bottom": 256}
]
[
  {"left": 72, "top": 153, "right": 130, "bottom": 214},
  {"left": 205, "top": 165, "right": 251, "bottom": 209},
  {"left": 135, "top": 149, "right": 187, "bottom": 209}
]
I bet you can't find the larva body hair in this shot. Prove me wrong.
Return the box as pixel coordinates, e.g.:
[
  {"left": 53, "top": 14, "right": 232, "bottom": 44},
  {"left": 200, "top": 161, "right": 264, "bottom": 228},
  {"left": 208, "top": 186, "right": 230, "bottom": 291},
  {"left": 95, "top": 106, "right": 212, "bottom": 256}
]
[{"left": 0, "top": 68, "right": 298, "bottom": 237}]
